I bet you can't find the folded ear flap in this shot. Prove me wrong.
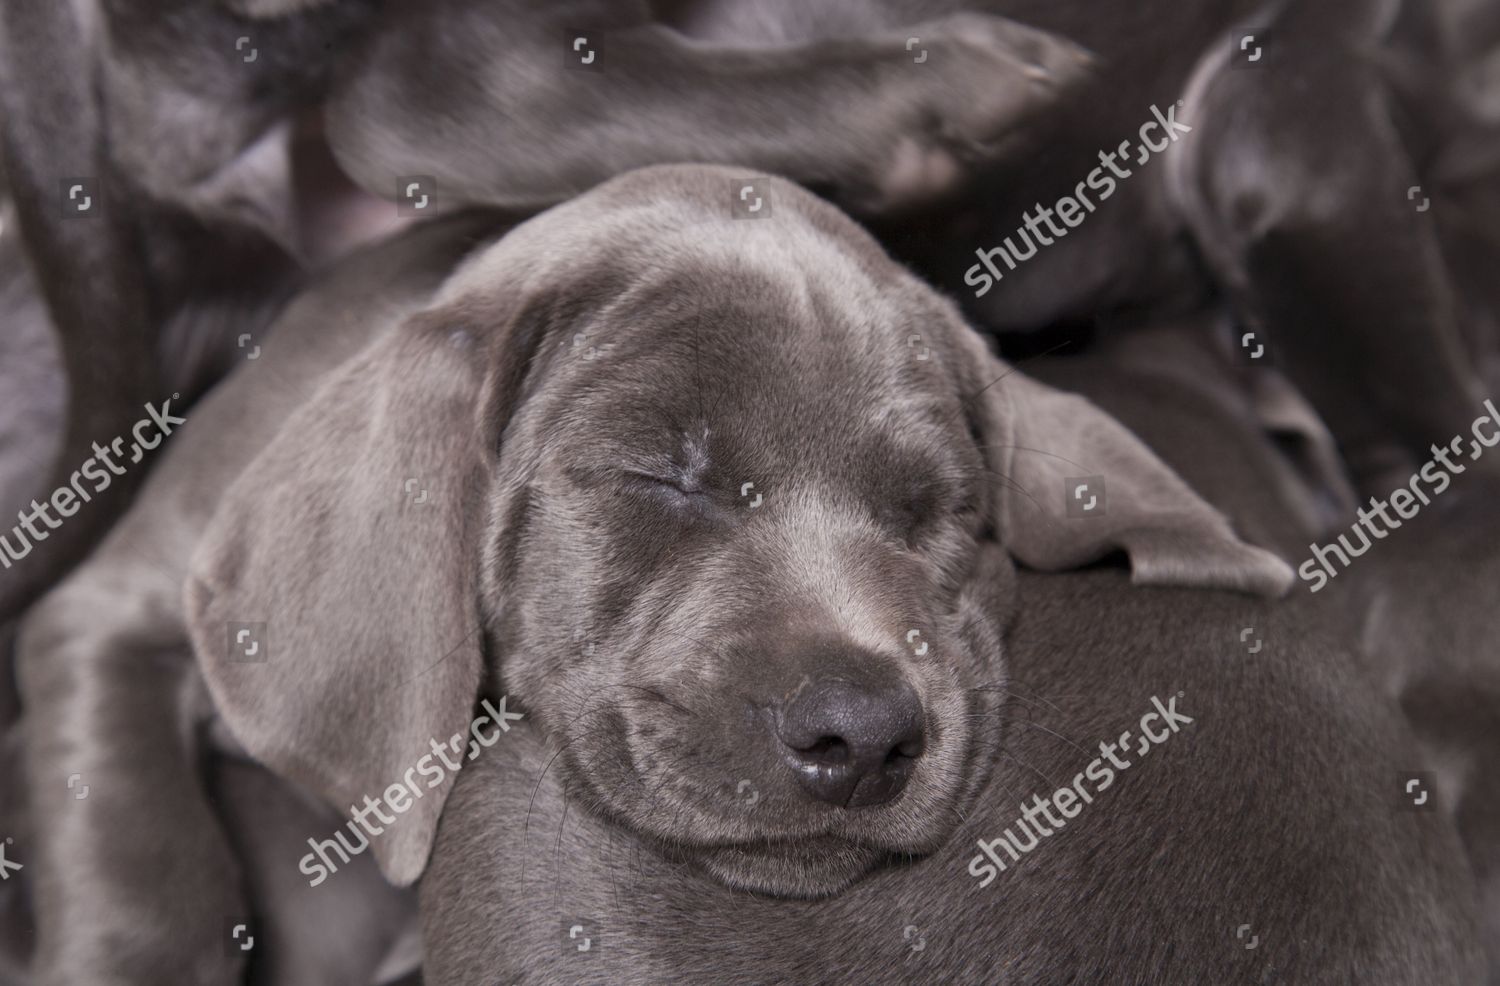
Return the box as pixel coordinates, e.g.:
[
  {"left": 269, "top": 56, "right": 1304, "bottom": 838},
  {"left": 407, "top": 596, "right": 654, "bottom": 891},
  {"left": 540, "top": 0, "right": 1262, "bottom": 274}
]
[
  {"left": 185, "top": 298, "right": 536, "bottom": 886},
  {"left": 972, "top": 352, "right": 1293, "bottom": 597}
]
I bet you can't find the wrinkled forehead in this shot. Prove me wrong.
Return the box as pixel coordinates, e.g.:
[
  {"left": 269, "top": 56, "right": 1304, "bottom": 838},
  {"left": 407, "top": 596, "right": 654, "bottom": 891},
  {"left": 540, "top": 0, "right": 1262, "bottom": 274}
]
[{"left": 548, "top": 245, "right": 966, "bottom": 457}]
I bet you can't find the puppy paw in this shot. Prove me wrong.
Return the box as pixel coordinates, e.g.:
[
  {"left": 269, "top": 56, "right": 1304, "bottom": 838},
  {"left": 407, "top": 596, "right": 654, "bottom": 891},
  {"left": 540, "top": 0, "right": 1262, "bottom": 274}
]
[{"left": 852, "top": 13, "right": 1093, "bottom": 212}]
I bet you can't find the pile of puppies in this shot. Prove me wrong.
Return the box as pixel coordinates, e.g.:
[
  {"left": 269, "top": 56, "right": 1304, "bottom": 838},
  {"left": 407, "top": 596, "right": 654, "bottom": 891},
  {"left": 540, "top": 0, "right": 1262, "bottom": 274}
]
[{"left": 2, "top": 1, "right": 1498, "bottom": 983}]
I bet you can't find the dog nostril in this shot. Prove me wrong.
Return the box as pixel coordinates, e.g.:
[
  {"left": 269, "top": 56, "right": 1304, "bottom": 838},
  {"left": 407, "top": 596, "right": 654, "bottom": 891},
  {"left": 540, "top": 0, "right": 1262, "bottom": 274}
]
[
  {"left": 776, "top": 676, "right": 925, "bottom": 809},
  {"left": 794, "top": 736, "right": 850, "bottom": 765},
  {"left": 886, "top": 743, "right": 918, "bottom": 765}
]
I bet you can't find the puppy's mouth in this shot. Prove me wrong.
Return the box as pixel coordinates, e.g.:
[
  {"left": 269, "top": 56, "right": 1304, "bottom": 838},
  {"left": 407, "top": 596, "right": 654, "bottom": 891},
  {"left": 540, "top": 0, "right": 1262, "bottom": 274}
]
[
  {"left": 683, "top": 835, "right": 899, "bottom": 900},
  {"left": 565, "top": 755, "right": 952, "bottom": 898}
]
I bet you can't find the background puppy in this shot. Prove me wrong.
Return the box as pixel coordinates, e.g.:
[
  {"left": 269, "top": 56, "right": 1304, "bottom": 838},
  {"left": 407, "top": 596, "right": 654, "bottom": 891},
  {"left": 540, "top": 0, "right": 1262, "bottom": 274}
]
[
  {"left": 15, "top": 166, "right": 1282, "bottom": 983},
  {"left": 898, "top": 0, "right": 1490, "bottom": 485},
  {"left": 417, "top": 309, "right": 1487, "bottom": 985}
]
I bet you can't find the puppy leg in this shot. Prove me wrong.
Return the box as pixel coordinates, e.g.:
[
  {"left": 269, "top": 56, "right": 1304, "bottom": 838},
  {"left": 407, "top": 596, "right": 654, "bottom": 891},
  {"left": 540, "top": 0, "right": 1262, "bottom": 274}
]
[
  {"left": 1173, "top": 28, "right": 1486, "bottom": 485},
  {"left": 17, "top": 572, "right": 244, "bottom": 985},
  {"left": 326, "top": 0, "right": 1091, "bottom": 214},
  {"left": 0, "top": 0, "right": 160, "bottom": 623}
]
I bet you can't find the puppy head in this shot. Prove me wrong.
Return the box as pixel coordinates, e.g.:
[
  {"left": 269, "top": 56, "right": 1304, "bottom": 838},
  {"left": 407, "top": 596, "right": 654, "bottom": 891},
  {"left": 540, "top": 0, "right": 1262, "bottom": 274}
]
[{"left": 186, "top": 165, "right": 1289, "bottom": 898}]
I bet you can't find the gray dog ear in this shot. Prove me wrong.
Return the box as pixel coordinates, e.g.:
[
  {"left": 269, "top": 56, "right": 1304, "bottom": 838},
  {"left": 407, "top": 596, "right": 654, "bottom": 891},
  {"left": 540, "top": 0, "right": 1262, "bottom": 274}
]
[
  {"left": 185, "top": 293, "right": 542, "bottom": 886},
  {"left": 964, "top": 343, "right": 1293, "bottom": 597}
]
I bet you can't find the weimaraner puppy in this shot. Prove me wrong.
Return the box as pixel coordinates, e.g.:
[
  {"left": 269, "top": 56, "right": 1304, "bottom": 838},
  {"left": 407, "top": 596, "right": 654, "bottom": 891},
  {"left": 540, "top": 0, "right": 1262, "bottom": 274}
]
[
  {"left": 417, "top": 313, "right": 1487, "bottom": 985},
  {"left": 15, "top": 165, "right": 1289, "bottom": 983}
]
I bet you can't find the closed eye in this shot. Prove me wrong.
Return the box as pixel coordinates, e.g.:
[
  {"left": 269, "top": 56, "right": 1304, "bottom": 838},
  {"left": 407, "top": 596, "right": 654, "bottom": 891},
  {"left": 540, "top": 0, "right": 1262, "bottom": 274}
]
[{"left": 624, "top": 470, "right": 708, "bottom": 501}]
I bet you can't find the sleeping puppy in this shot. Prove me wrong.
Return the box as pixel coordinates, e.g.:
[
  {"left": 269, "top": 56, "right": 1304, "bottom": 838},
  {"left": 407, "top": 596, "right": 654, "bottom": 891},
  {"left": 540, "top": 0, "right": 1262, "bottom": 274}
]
[
  {"left": 15, "top": 165, "right": 1287, "bottom": 983},
  {"left": 417, "top": 307, "right": 1486, "bottom": 985}
]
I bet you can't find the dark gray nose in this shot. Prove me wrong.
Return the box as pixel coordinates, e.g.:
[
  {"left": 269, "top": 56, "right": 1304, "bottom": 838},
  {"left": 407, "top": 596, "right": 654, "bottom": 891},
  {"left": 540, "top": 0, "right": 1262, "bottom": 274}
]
[{"left": 776, "top": 676, "right": 925, "bottom": 808}]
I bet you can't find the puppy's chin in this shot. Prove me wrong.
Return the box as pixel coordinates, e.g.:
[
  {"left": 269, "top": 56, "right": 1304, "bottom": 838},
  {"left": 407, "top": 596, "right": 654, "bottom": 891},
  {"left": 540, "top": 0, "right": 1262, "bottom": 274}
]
[{"left": 689, "top": 838, "right": 891, "bottom": 900}]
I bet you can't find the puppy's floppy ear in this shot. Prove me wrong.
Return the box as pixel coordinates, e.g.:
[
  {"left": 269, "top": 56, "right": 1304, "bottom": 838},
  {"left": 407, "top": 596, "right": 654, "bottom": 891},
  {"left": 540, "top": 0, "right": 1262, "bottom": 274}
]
[
  {"left": 961, "top": 337, "right": 1293, "bottom": 597},
  {"left": 185, "top": 291, "right": 544, "bottom": 886}
]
